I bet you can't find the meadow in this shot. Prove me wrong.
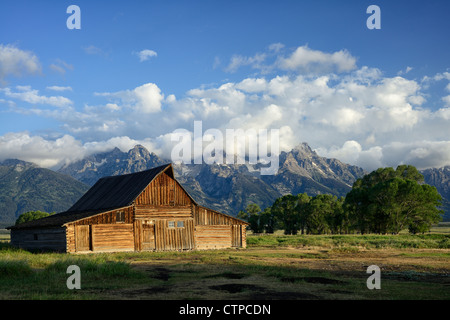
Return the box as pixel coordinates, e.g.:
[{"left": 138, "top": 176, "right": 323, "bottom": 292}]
[{"left": 0, "top": 224, "right": 449, "bottom": 300}]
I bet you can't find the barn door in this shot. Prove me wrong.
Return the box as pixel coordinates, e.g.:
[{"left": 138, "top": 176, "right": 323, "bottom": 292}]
[
  {"left": 142, "top": 221, "right": 155, "bottom": 250},
  {"left": 75, "top": 225, "right": 91, "bottom": 251}
]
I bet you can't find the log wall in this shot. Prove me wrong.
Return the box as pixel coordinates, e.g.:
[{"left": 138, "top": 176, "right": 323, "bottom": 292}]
[
  {"left": 194, "top": 206, "right": 245, "bottom": 226},
  {"left": 195, "top": 225, "right": 232, "bottom": 249},
  {"left": 154, "top": 219, "right": 195, "bottom": 251},
  {"left": 135, "top": 205, "right": 193, "bottom": 220},
  {"left": 10, "top": 227, "right": 66, "bottom": 252},
  {"left": 66, "top": 207, "right": 134, "bottom": 253},
  {"left": 193, "top": 206, "right": 248, "bottom": 249},
  {"left": 91, "top": 224, "right": 134, "bottom": 252},
  {"left": 72, "top": 207, "right": 134, "bottom": 226}
]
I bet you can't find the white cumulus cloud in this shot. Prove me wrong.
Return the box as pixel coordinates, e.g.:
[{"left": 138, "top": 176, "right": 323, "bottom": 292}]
[
  {"left": 136, "top": 49, "right": 157, "bottom": 62},
  {"left": 278, "top": 45, "right": 357, "bottom": 73},
  {"left": 1, "top": 86, "right": 73, "bottom": 107},
  {"left": 0, "top": 44, "right": 41, "bottom": 82}
]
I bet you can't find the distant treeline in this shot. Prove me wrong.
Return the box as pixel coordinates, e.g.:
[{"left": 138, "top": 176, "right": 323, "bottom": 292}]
[{"left": 238, "top": 165, "right": 444, "bottom": 235}]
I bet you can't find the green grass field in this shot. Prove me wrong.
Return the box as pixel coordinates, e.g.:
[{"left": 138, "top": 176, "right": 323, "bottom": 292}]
[{"left": 0, "top": 224, "right": 449, "bottom": 300}]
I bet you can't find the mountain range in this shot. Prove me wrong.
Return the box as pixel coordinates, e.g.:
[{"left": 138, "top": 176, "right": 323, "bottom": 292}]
[{"left": 1, "top": 143, "right": 449, "bottom": 227}]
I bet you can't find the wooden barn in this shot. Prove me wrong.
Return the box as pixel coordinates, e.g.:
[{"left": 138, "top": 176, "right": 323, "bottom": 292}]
[{"left": 7, "top": 164, "right": 248, "bottom": 253}]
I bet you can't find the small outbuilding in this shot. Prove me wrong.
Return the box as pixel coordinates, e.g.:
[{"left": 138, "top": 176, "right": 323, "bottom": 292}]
[{"left": 7, "top": 163, "right": 248, "bottom": 253}]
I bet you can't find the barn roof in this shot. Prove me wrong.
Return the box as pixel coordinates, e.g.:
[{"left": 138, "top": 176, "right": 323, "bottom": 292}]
[{"left": 8, "top": 163, "right": 195, "bottom": 230}]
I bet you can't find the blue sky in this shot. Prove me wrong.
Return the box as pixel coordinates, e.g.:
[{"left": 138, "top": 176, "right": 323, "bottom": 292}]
[{"left": 0, "top": 0, "right": 449, "bottom": 170}]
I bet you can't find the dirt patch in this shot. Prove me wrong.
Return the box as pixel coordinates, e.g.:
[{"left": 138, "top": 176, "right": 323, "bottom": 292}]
[
  {"left": 121, "top": 285, "right": 171, "bottom": 297},
  {"left": 150, "top": 267, "right": 171, "bottom": 281},
  {"left": 279, "top": 276, "right": 346, "bottom": 285},
  {"left": 247, "top": 291, "right": 320, "bottom": 300},
  {"left": 383, "top": 271, "right": 450, "bottom": 284},
  {"left": 324, "top": 288, "right": 354, "bottom": 295},
  {"left": 209, "top": 283, "right": 263, "bottom": 293},
  {"left": 205, "top": 272, "right": 247, "bottom": 280},
  {"left": 303, "top": 277, "right": 346, "bottom": 285},
  {"left": 209, "top": 283, "right": 321, "bottom": 300}
]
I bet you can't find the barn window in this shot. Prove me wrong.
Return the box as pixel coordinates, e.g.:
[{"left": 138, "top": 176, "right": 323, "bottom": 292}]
[
  {"left": 177, "top": 221, "right": 184, "bottom": 228},
  {"left": 116, "top": 211, "right": 125, "bottom": 223},
  {"left": 168, "top": 221, "right": 175, "bottom": 228},
  {"left": 33, "top": 234, "right": 38, "bottom": 240}
]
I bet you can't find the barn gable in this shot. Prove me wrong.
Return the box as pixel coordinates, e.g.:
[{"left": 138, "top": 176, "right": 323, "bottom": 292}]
[{"left": 134, "top": 169, "right": 195, "bottom": 207}]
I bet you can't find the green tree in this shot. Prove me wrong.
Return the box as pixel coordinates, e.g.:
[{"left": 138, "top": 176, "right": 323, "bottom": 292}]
[
  {"left": 296, "top": 193, "right": 311, "bottom": 234},
  {"left": 238, "top": 204, "right": 264, "bottom": 233},
  {"left": 304, "top": 195, "right": 329, "bottom": 234},
  {"left": 403, "top": 183, "right": 443, "bottom": 234},
  {"left": 345, "top": 186, "right": 370, "bottom": 234},
  {"left": 15, "top": 210, "right": 53, "bottom": 225},
  {"left": 259, "top": 207, "right": 277, "bottom": 233},
  {"left": 327, "top": 196, "right": 346, "bottom": 234},
  {"left": 271, "top": 194, "right": 301, "bottom": 235},
  {"left": 345, "top": 165, "right": 443, "bottom": 234}
]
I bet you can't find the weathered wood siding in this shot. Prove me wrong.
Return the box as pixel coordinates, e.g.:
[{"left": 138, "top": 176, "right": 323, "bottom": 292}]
[
  {"left": 134, "top": 218, "right": 195, "bottom": 251},
  {"left": 134, "top": 219, "right": 156, "bottom": 251},
  {"left": 72, "top": 207, "right": 134, "bottom": 226},
  {"left": 135, "top": 205, "right": 193, "bottom": 220},
  {"left": 193, "top": 206, "right": 247, "bottom": 249},
  {"left": 195, "top": 225, "right": 232, "bottom": 249},
  {"left": 155, "top": 219, "right": 195, "bottom": 251},
  {"left": 194, "top": 206, "right": 245, "bottom": 226},
  {"left": 66, "top": 207, "right": 134, "bottom": 253},
  {"left": 232, "top": 225, "right": 242, "bottom": 247},
  {"left": 66, "top": 225, "right": 75, "bottom": 253},
  {"left": 132, "top": 173, "right": 196, "bottom": 251},
  {"left": 91, "top": 224, "right": 134, "bottom": 252},
  {"left": 75, "top": 225, "right": 91, "bottom": 251},
  {"left": 135, "top": 172, "right": 192, "bottom": 206},
  {"left": 10, "top": 228, "right": 66, "bottom": 252},
  {"left": 241, "top": 226, "right": 247, "bottom": 248},
  {"left": 69, "top": 224, "right": 135, "bottom": 253}
]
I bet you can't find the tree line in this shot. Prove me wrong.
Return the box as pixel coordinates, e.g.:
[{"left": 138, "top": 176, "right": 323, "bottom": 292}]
[{"left": 238, "top": 165, "right": 444, "bottom": 235}]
